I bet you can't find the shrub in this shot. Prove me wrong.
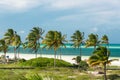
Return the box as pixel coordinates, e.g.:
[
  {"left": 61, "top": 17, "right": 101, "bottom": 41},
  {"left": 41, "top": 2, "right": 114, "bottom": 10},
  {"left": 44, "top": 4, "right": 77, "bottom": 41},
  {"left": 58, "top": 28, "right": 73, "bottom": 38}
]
[
  {"left": 76, "top": 56, "right": 81, "bottom": 63},
  {"left": 18, "top": 58, "right": 26, "bottom": 63},
  {"left": 19, "top": 57, "right": 72, "bottom": 67},
  {"left": 78, "top": 61, "right": 89, "bottom": 71}
]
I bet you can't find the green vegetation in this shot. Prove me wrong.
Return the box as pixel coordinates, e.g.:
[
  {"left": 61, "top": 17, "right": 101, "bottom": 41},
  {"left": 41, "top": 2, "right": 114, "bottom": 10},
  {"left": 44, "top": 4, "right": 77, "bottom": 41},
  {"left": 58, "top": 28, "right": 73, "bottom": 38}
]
[
  {"left": 0, "top": 39, "right": 8, "bottom": 59},
  {"left": 79, "top": 61, "right": 89, "bottom": 71},
  {"left": 42, "top": 31, "right": 67, "bottom": 67},
  {"left": 0, "top": 66, "right": 119, "bottom": 80},
  {"left": 71, "top": 30, "right": 84, "bottom": 59},
  {"left": 86, "top": 33, "right": 100, "bottom": 50},
  {"left": 0, "top": 57, "right": 119, "bottom": 80},
  {"left": 88, "top": 46, "right": 118, "bottom": 80},
  {"left": 18, "top": 57, "right": 72, "bottom": 67},
  {"left": 25, "top": 27, "right": 44, "bottom": 58},
  {"left": 0, "top": 27, "right": 119, "bottom": 80},
  {"left": 4, "top": 29, "right": 21, "bottom": 59}
]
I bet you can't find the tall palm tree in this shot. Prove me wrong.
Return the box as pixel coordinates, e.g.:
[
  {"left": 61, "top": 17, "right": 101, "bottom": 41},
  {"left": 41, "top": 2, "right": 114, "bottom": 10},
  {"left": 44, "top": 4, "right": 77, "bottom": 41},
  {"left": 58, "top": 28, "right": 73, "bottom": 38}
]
[
  {"left": 26, "top": 27, "right": 44, "bottom": 58},
  {"left": 13, "top": 34, "right": 21, "bottom": 59},
  {"left": 101, "top": 35, "right": 109, "bottom": 48},
  {"left": 86, "top": 33, "right": 100, "bottom": 50},
  {"left": 71, "top": 30, "right": 84, "bottom": 60},
  {"left": 88, "top": 46, "right": 117, "bottom": 80},
  {"left": 0, "top": 39, "right": 8, "bottom": 58},
  {"left": 42, "top": 31, "right": 67, "bottom": 67},
  {"left": 4, "top": 29, "right": 20, "bottom": 59},
  {"left": 58, "top": 32, "right": 67, "bottom": 60},
  {"left": 4, "top": 29, "right": 15, "bottom": 45}
]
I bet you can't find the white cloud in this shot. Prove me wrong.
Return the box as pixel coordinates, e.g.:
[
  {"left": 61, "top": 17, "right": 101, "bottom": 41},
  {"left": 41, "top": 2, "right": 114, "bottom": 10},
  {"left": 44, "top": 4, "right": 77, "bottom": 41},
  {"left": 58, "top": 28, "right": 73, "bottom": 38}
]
[
  {"left": 56, "top": 14, "right": 79, "bottom": 21},
  {"left": 45, "top": 0, "right": 120, "bottom": 10},
  {"left": 49, "top": 0, "right": 82, "bottom": 10},
  {"left": 90, "top": 27, "right": 98, "bottom": 33},
  {"left": 0, "top": 0, "right": 41, "bottom": 12},
  {"left": 18, "top": 30, "right": 25, "bottom": 34},
  {"left": 0, "top": 0, "right": 120, "bottom": 12}
]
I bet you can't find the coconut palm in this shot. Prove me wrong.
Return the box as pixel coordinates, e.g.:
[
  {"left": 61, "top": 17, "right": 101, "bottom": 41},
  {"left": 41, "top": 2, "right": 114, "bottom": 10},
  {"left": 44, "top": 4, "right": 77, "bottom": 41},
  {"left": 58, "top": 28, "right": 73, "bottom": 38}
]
[
  {"left": 71, "top": 30, "right": 84, "bottom": 60},
  {"left": 88, "top": 46, "right": 118, "bottom": 80},
  {"left": 86, "top": 33, "right": 100, "bottom": 50},
  {"left": 4, "top": 29, "right": 21, "bottom": 59},
  {"left": 101, "top": 35, "right": 109, "bottom": 48},
  {"left": 0, "top": 39, "right": 8, "bottom": 58},
  {"left": 26, "top": 27, "right": 44, "bottom": 58},
  {"left": 13, "top": 34, "right": 21, "bottom": 59},
  {"left": 4, "top": 29, "right": 15, "bottom": 45},
  {"left": 58, "top": 32, "right": 67, "bottom": 59},
  {"left": 42, "top": 31, "right": 67, "bottom": 67}
]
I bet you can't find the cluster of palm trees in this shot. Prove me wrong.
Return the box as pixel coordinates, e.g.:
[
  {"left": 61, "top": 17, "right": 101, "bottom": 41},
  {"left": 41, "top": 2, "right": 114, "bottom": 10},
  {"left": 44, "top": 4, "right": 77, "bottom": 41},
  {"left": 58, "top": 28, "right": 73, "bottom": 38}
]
[
  {"left": 0, "top": 27, "right": 116, "bottom": 80},
  {"left": 70, "top": 31, "right": 117, "bottom": 80},
  {"left": 71, "top": 31, "right": 109, "bottom": 60},
  {"left": 0, "top": 27, "right": 109, "bottom": 62}
]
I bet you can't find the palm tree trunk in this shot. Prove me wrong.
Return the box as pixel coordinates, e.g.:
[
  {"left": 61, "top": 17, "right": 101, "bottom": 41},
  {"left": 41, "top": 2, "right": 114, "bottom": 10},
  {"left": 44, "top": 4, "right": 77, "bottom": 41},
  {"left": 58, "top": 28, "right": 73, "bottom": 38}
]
[
  {"left": 4, "top": 50, "right": 6, "bottom": 59},
  {"left": 40, "top": 48, "right": 42, "bottom": 57},
  {"left": 80, "top": 45, "right": 82, "bottom": 60},
  {"left": 3, "top": 50, "right": 7, "bottom": 63},
  {"left": 18, "top": 47, "right": 20, "bottom": 59},
  {"left": 54, "top": 50, "right": 57, "bottom": 68},
  {"left": 35, "top": 47, "right": 38, "bottom": 58},
  {"left": 35, "top": 51, "right": 37, "bottom": 58},
  {"left": 59, "top": 48, "right": 62, "bottom": 60},
  {"left": 14, "top": 47, "right": 17, "bottom": 60},
  {"left": 39, "top": 41, "right": 42, "bottom": 57},
  {"left": 107, "top": 43, "right": 109, "bottom": 49},
  {"left": 104, "top": 63, "right": 107, "bottom": 80},
  {"left": 94, "top": 46, "right": 96, "bottom": 51}
]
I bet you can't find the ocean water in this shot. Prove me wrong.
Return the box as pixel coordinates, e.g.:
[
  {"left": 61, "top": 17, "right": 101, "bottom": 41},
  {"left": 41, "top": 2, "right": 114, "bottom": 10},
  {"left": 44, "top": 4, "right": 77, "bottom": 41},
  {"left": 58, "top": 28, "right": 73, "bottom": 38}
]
[{"left": 1, "top": 44, "right": 120, "bottom": 57}]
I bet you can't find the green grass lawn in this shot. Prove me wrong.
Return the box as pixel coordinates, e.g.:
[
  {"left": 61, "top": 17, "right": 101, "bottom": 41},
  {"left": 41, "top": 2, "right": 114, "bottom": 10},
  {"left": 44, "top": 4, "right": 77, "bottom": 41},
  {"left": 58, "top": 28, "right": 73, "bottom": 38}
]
[{"left": 0, "top": 57, "right": 120, "bottom": 80}]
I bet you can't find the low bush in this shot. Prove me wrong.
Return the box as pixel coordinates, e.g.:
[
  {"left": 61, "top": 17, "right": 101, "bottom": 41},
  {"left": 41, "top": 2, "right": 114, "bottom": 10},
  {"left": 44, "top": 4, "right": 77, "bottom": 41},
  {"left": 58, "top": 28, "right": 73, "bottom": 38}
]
[
  {"left": 78, "top": 61, "right": 89, "bottom": 71},
  {"left": 19, "top": 57, "right": 72, "bottom": 67}
]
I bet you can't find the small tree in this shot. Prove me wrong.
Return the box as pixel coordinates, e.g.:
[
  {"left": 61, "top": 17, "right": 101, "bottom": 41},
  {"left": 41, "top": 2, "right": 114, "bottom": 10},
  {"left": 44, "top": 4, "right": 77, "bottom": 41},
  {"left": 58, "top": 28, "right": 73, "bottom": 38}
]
[
  {"left": 79, "top": 61, "right": 89, "bottom": 71},
  {"left": 76, "top": 56, "right": 81, "bottom": 64}
]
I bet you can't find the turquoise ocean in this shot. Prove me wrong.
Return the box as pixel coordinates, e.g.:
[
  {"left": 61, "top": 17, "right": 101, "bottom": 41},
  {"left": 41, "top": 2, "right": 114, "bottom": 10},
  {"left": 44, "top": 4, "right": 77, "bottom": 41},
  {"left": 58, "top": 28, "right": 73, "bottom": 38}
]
[{"left": 4, "top": 44, "right": 120, "bottom": 58}]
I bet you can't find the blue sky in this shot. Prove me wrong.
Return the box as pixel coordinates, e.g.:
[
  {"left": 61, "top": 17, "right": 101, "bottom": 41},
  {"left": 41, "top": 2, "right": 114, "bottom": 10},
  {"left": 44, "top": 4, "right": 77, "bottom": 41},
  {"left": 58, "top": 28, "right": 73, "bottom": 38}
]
[{"left": 0, "top": 0, "right": 120, "bottom": 43}]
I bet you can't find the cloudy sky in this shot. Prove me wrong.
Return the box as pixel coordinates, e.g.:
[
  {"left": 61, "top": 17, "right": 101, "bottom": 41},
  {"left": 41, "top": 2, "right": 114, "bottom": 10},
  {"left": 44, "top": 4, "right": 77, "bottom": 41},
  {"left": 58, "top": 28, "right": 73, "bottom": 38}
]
[{"left": 0, "top": 0, "right": 120, "bottom": 43}]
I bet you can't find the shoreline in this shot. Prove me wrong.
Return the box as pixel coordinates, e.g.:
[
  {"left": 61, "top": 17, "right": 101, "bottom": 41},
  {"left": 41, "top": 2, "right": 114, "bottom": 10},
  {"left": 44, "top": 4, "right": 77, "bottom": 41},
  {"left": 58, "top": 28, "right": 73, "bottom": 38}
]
[{"left": 0, "top": 53, "right": 120, "bottom": 66}]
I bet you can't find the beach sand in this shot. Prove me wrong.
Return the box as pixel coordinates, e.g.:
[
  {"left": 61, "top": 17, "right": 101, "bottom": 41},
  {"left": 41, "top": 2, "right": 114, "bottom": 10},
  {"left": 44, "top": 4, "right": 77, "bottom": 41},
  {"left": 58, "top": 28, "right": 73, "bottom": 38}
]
[{"left": 0, "top": 53, "right": 120, "bottom": 66}]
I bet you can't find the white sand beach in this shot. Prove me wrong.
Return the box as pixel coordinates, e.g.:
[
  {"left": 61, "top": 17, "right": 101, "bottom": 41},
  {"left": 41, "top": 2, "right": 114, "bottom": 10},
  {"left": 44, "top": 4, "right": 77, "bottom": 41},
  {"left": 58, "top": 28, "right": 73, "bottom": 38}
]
[{"left": 0, "top": 53, "right": 120, "bottom": 66}]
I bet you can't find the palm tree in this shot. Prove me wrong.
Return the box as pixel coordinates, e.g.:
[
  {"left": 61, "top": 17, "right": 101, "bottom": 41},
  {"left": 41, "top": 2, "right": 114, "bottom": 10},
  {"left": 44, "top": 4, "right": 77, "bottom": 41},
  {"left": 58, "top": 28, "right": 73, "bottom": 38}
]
[
  {"left": 42, "top": 31, "right": 66, "bottom": 67},
  {"left": 71, "top": 30, "right": 84, "bottom": 60},
  {"left": 58, "top": 32, "right": 67, "bottom": 60},
  {"left": 86, "top": 33, "right": 100, "bottom": 50},
  {"left": 26, "top": 27, "right": 44, "bottom": 58},
  {"left": 4, "top": 29, "right": 20, "bottom": 59},
  {"left": 88, "top": 46, "right": 117, "bottom": 80},
  {"left": 101, "top": 35, "right": 109, "bottom": 48},
  {"left": 13, "top": 34, "right": 21, "bottom": 59},
  {"left": 4, "top": 29, "right": 15, "bottom": 45},
  {"left": 0, "top": 39, "right": 8, "bottom": 58}
]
